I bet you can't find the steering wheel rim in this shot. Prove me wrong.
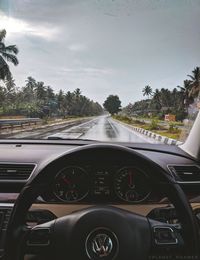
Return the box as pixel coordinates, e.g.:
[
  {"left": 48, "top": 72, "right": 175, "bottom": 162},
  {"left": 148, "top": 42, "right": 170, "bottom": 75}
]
[{"left": 4, "top": 143, "right": 200, "bottom": 260}]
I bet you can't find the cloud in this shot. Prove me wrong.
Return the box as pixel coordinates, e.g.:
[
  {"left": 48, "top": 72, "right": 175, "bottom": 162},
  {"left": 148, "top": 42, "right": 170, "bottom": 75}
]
[
  {"left": 60, "top": 67, "right": 115, "bottom": 77},
  {"left": 68, "top": 43, "right": 88, "bottom": 52},
  {"left": 0, "top": 14, "right": 60, "bottom": 40},
  {"left": 2, "top": 0, "right": 200, "bottom": 107}
]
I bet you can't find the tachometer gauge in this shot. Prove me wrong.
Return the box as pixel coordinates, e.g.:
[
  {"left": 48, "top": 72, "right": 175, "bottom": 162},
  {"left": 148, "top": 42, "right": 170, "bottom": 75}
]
[
  {"left": 54, "top": 166, "right": 89, "bottom": 202},
  {"left": 114, "top": 167, "right": 151, "bottom": 203}
]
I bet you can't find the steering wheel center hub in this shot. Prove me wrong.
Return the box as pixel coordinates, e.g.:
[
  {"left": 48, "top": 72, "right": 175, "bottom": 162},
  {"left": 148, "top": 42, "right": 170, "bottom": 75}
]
[{"left": 85, "top": 228, "right": 119, "bottom": 260}]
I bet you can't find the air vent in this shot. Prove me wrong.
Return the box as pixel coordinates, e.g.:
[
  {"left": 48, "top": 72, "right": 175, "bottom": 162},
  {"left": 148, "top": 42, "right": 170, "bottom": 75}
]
[
  {"left": 0, "top": 164, "right": 35, "bottom": 180},
  {"left": 168, "top": 165, "right": 200, "bottom": 183}
]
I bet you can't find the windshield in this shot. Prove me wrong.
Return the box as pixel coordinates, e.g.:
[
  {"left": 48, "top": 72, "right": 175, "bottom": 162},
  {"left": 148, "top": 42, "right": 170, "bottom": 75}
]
[{"left": 0, "top": 0, "right": 200, "bottom": 143}]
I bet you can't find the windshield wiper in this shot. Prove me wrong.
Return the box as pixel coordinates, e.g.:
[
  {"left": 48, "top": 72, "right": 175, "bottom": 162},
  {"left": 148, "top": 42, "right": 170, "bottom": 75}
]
[
  {"left": 47, "top": 136, "right": 97, "bottom": 141},
  {"left": 47, "top": 136, "right": 67, "bottom": 140}
]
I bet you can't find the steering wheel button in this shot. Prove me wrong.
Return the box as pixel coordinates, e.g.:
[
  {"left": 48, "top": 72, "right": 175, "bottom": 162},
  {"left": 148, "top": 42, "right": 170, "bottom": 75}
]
[
  {"left": 153, "top": 227, "right": 178, "bottom": 245},
  {"left": 27, "top": 228, "right": 50, "bottom": 246}
]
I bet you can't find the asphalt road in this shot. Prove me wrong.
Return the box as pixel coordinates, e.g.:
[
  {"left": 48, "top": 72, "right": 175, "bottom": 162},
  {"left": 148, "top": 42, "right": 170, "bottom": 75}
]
[
  {"left": 48, "top": 116, "right": 160, "bottom": 143},
  {"left": 5, "top": 115, "right": 160, "bottom": 143}
]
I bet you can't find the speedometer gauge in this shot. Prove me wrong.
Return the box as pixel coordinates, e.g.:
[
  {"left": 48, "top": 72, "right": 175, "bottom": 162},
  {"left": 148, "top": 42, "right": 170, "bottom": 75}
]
[
  {"left": 114, "top": 167, "right": 151, "bottom": 203},
  {"left": 54, "top": 166, "right": 89, "bottom": 202}
]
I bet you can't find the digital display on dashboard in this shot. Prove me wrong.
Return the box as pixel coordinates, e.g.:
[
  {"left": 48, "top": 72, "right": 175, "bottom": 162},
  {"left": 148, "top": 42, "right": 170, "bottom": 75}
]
[{"left": 93, "top": 169, "right": 110, "bottom": 196}]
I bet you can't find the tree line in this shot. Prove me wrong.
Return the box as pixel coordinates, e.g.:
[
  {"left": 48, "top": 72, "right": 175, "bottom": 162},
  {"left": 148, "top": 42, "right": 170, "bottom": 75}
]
[
  {"left": 0, "top": 77, "right": 103, "bottom": 118},
  {"left": 123, "top": 67, "right": 200, "bottom": 121},
  {"left": 0, "top": 29, "right": 103, "bottom": 118}
]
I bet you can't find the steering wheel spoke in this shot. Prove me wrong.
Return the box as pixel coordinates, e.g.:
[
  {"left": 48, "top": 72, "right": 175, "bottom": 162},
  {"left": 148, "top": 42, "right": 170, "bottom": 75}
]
[
  {"left": 24, "top": 220, "right": 55, "bottom": 256},
  {"left": 148, "top": 218, "right": 185, "bottom": 258}
]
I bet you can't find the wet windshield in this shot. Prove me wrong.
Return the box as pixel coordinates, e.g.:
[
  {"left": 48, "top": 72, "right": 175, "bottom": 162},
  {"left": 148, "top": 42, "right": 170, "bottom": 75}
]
[{"left": 0, "top": 0, "right": 200, "bottom": 143}]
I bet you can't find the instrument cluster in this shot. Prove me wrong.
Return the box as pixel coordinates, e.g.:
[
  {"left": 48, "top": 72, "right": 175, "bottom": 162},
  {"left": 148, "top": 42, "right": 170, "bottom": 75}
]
[{"left": 52, "top": 165, "right": 152, "bottom": 204}]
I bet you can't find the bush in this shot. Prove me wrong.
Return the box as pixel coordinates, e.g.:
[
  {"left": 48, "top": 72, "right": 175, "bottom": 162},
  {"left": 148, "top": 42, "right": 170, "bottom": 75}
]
[
  {"left": 113, "top": 114, "right": 133, "bottom": 124},
  {"left": 168, "top": 122, "right": 179, "bottom": 133},
  {"left": 174, "top": 110, "right": 187, "bottom": 121},
  {"left": 148, "top": 119, "right": 159, "bottom": 130},
  {"left": 42, "top": 116, "right": 49, "bottom": 125},
  {"left": 132, "top": 119, "right": 144, "bottom": 125}
]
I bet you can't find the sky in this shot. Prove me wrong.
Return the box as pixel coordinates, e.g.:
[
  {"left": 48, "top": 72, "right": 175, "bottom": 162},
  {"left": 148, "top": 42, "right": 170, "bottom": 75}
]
[{"left": 0, "top": 0, "right": 200, "bottom": 106}]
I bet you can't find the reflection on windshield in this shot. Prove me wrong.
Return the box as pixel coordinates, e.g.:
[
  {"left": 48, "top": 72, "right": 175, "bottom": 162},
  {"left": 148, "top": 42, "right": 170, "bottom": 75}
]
[{"left": 0, "top": 0, "right": 200, "bottom": 143}]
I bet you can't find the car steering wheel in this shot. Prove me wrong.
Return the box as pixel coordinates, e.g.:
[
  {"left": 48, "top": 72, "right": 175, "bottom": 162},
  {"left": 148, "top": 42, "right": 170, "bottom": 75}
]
[{"left": 5, "top": 144, "right": 200, "bottom": 260}]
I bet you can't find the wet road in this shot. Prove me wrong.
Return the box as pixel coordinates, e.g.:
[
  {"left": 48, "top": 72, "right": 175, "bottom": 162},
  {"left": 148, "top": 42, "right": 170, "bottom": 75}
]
[{"left": 48, "top": 116, "right": 159, "bottom": 143}]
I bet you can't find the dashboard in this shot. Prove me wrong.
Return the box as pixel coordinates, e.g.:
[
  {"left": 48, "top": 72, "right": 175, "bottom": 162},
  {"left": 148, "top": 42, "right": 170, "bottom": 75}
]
[
  {"left": 0, "top": 140, "right": 200, "bottom": 206},
  {"left": 0, "top": 140, "right": 199, "bottom": 259}
]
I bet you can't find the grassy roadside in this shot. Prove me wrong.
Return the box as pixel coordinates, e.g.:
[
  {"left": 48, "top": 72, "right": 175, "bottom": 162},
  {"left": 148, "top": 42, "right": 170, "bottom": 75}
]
[
  {"left": 113, "top": 115, "right": 182, "bottom": 140},
  {"left": 40, "top": 116, "right": 89, "bottom": 125}
]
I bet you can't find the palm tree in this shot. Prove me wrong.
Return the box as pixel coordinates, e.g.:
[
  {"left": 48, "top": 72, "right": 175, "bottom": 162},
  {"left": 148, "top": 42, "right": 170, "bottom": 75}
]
[
  {"left": 46, "top": 86, "right": 55, "bottom": 101},
  {"left": 0, "top": 29, "right": 19, "bottom": 80},
  {"left": 25, "top": 76, "right": 37, "bottom": 90},
  {"left": 152, "top": 89, "right": 161, "bottom": 110},
  {"left": 177, "top": 80, "right": 192, "bottom": 110},
  {"left": 187, "top": 67, "right": 200, "bottom": 100},
  {"left": 159, "top": 88, "right": 172, "bottom": 108},
  {"left": 0, "top": 84, "right": 5, "bottom": 104},
  {"left": 22, "top": 77, "right": 37, "bottom": 103},
  {"left": 57, "top": 90, "right": 65, "bottom": 116},
  {"left": 142, "top": 85, "right": 153, "bottom": 99},
  {"left": 177, "top": 80, "right": 191, "bottom": 94},
  {"left": 35, "top": 82, "right": 46, "bottom": 101},
  {"left": 65, "top": 91, "right": 73, "bottom": 115},
  {"left": 74, "top": 88, "right": 81, "bottom": 97},
  {"left": 5, "top": 75, "right": 16, "bottom": 101},
  {"left": 5, "top": 75, "right": 16, "bottom": 93}
]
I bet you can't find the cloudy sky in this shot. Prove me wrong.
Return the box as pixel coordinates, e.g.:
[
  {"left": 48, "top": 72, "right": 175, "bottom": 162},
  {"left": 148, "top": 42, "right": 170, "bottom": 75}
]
[{"left": 0, "top": 0, "right": 200, "bottom": 106}]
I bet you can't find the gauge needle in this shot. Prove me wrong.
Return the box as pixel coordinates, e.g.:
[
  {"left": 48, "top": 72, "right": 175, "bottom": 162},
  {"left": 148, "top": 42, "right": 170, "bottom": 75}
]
[
  {"left": 128, "top": 172, "right": 134, "bottom": 188},
  {"left": 62, "top": 177, "right": 71, "bottom": 185}
]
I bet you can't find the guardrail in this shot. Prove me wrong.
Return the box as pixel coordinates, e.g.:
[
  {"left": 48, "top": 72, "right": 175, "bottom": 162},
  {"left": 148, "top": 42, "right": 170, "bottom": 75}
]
[{"left": 0, "top": 118, "right": 42, "bottom": 130}]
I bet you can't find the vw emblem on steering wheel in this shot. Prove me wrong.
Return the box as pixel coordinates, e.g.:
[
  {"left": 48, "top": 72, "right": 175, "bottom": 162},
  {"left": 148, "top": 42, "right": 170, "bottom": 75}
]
[
  {"left": 85, "top": 228, "right": 119, "bottom": 259},
  {"left": 92, "top": 233, "right": 113, "bottom": 257}
]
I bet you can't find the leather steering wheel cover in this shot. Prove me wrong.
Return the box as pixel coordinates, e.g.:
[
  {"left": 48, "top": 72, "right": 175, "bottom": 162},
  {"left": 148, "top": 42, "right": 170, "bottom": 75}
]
[{"left": 4, "top": 143, "right": 200, "bottom": 259}]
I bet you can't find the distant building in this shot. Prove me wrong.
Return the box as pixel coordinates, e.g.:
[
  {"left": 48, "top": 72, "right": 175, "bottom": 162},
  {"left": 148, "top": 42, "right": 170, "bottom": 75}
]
[{"left": 165, "top": 114, "right": 176, "bottom": 122}]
